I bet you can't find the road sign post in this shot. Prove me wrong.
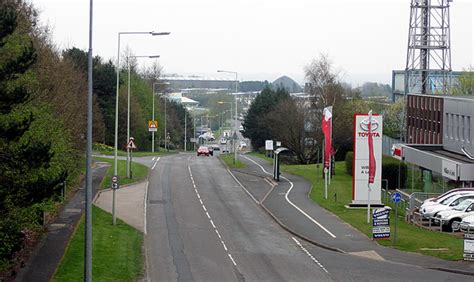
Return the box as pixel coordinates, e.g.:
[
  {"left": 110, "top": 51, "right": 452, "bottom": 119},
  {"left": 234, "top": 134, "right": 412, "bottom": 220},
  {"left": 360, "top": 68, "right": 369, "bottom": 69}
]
[
  {"left": 111, "top": 175, "right": 119, "bottom": 226},
  {"left": 126, "top": 137, "right": 137, "bottom": 179},
  {"left": 391, "top": 192, "right": 401, "bottom": 245}
]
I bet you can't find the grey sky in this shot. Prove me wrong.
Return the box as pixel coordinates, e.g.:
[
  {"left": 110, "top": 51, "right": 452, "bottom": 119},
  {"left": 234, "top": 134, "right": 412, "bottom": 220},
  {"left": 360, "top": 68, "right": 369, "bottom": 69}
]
[{"left": 34, "top": 0, "right": 472, "bottom": 85}]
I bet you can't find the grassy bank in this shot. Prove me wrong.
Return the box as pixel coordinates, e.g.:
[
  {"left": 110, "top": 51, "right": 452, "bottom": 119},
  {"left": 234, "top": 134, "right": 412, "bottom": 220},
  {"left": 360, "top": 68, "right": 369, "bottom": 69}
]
[
  {"left": 53, "top": 206, "right": 143, "bottom": 281},
  {"left": 93, "top": 142, "right": 176, "bottom": 157},
  {"left": 219, "top": 154, "right": 246, "bottom": 169},
  {"left": 94, "top": 157, "right": 148, "bottom": 189}
]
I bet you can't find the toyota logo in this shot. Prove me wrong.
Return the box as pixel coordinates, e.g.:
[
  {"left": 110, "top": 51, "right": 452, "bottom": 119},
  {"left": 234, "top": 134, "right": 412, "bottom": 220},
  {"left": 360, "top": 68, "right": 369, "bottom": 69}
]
[{"left": 360, "top": 118, "right": 379, "bottom": 131}]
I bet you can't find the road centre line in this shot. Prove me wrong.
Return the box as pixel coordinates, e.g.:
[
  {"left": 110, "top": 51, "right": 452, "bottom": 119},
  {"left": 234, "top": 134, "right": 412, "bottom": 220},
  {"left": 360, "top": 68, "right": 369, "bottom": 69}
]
[
  {"left": 243, "top": 156, "right": 336, "bottom": 239},
  {"left": 187, "top": 157, "right": 238, "bottom": 267}
]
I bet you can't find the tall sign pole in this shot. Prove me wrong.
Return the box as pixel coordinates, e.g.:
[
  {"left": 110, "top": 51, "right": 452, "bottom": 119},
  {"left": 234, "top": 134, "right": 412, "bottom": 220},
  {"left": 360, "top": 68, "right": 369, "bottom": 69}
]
[{"left": 85, "top": 0, "right": 93, "bottom": 280}]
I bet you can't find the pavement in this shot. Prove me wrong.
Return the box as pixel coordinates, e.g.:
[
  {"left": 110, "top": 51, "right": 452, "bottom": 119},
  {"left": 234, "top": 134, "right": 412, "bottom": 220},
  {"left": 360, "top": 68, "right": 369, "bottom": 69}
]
[
  {"left": 231, "top": 154, "right": 474, "bottom": 276},
  {"left": 94, "top": 181, "right": 147, "bottom": 233},
  {"left": 16, "top": 162, "right": 110, "bottom": 282}
]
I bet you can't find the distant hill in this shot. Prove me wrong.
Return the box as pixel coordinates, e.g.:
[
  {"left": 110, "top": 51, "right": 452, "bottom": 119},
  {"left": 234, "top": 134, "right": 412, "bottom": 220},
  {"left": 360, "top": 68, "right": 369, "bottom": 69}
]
[{"left": 272, "top": 76, "right": 303, "bottom": 93}]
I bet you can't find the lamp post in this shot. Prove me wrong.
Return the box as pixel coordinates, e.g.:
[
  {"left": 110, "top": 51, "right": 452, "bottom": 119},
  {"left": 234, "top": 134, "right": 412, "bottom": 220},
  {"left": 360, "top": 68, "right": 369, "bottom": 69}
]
[
  {"left": 217, "top": 70, "right": 238, "bottom": 164},
  {"left": 126, "top": 55, "right": 159, "bottom": 178},
  {"left": 152, "top": 82, "right": 170, "bottom": 153},
  {"left": 114, "top": 30, "right": 169, "bottom": 225},
  {"left": 218, "top": 101, "right": 232, "bottom": 128}
]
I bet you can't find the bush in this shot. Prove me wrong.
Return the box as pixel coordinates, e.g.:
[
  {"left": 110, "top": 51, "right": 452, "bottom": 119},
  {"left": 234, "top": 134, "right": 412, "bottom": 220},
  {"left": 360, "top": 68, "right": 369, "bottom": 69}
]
[
  {"left": 345, "top": 151, "right": 353, "bottom": 175},
  {"left": 344, "top": 151, "right": 407, "bottom": 189}
]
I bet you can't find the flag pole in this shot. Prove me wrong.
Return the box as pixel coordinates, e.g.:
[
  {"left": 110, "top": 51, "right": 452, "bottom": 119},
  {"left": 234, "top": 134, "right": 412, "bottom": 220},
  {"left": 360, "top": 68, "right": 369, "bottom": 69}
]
[
  {"left": 328, "top": 109, "right": 332, "bottom": 185},
  {"left": 367, "top": 110, "right": 373, "bottom": 224}
]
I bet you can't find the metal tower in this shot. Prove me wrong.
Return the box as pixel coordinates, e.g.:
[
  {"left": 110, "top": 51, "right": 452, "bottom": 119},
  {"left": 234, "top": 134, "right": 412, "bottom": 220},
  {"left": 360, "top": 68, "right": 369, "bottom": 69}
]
[{"left": 405, "top": 0, "right": 452, "bottom": 94}]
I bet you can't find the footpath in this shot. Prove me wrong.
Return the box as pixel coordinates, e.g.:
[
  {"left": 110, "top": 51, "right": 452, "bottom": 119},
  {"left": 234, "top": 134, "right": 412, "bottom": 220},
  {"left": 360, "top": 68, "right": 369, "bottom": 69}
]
[
  {"left": 230, "top": 154, "right": 474, "bottom": 276},
  {"left": 16, "top": 162, "right": 109, "bottom": 282}
]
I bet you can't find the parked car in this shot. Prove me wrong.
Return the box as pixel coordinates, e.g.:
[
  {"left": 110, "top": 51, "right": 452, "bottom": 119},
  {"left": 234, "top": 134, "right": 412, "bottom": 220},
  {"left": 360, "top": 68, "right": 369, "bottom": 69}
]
[
  {"left": 460, "top": 215, "right": 474, "bottom": 233},
  {"left": 434, "top": 199, "right": 474, "bottom": 231},
  {"left": 222, "top": 146, "right": 230, "bottom": 153},
  {"left": 220, "top": 138, "right": 227, "bottom": 145},
  {"left": 421, "top": 188, "right": 474, "bottom": 210},
  {"left": 210, "top": 144, "right": 220, "bottom": 151},
  {"left": 421, "top": 192, "right": 474, "bottom": 219},
  {"left": 197, "top": 146, "right": 210, "bottom": 156},
  {"left": 239, "top": 141, "right": 247, "bottom": 149}
]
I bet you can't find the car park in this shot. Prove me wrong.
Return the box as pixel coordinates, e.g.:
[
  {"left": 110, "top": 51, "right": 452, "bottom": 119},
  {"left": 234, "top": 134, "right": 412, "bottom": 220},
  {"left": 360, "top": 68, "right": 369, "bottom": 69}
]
[
  {"left": 197, "top": 146, "right": 210, "bottom": 156},
  {"left": 434, "top": 199, "right": 474, "bottom": 231},
  {"left": 420, "top": 188, "right": 474, "bottom": 209},
  {"left": 421, "top": 192, "right": 474, "bottom": 219}
]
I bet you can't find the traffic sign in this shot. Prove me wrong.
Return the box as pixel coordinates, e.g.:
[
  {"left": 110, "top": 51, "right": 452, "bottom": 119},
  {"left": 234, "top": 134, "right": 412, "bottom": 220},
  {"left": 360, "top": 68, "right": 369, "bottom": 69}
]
[
  {"left": 111, "top": 175, "right": 119, "bottom": 190},
  {"left": 391, "top": 192, "right": 401, "bottom": 203},
  {"left": 148, "top": 120, "right": 158, "bottom": 132},
  {"left": 126, "top": 137, "right": 137, "bottom": 149}
]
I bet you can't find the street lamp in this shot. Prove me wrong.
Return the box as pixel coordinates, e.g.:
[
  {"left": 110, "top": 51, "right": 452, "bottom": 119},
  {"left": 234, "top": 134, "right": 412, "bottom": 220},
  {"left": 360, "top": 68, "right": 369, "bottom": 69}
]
[
  {"left": 152, "top": 82, "right": 170, "bottom": 153},
  {"left": 113, "top": 30, "right": 169, "bottom": 225},
  {"left": 217, "top": 70, "right": 238, "bottom": 164},
  {"left": 126, "top": 55, "right": 160, "bottom": 178}
]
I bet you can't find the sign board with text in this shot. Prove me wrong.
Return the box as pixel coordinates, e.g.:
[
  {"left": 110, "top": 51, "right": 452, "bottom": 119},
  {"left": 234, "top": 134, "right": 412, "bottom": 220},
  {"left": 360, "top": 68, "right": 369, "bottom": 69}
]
[
  {"left": 352, "top": 114, "right": 383, "bottom": 206},
  {"left": 265, "top": 140, "right": 274, "bottom": 151},
  {"left": 464, "top": 233, "right": 474, "bottom": 261},
  {"left": 372, "top": 208, "right": 390, "bottom": 239}
]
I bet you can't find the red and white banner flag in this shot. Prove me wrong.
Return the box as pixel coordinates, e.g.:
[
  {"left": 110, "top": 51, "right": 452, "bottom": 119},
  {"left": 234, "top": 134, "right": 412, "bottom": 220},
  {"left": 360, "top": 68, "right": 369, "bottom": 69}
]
[
  {"left": 321, "top": 106, "right": 333, "bottom": 169},
  {"left": 368, "top": 110, "right": 376, "bottom": 184}
]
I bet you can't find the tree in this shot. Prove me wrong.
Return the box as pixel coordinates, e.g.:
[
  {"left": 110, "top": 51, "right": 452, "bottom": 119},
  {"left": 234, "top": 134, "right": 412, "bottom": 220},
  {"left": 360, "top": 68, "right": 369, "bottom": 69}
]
[
  {"left": 243, "top": 86, "right": 290, "bottom": 149},
  {"left": 383, "top": 98, "right": 404, "bottom": 139},
  {"left": 0, "top": 1, "right": 70, "bottom": 269},
  {"left": 264, "top": 98, "right": 319, "bottom": 163},
  {"left": 452, "top": 67, "right": 474, "bottom": 95},
  {"left": 304, "top": 54, "right": 350, "bottom": 160}
]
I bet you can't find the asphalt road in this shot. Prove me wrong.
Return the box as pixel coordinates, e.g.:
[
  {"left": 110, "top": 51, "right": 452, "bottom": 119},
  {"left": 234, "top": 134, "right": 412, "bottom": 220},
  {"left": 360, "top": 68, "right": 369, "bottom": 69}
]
[{"left": 145, "top": 153, "right": 468, "bottom": 281}]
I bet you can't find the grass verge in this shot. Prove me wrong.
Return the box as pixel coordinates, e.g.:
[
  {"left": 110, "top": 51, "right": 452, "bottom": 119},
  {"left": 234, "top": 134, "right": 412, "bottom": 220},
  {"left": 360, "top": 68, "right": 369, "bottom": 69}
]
[
  {"left": 94, "top": 157, "right": 148, "bottom": 189},
  {"left": 94, "top": 142, "right": 176, "bottom": 157},
  {"left": 219, "top": 154, "right": 246, "bottom": 169},
  {"left": 282, "top": 161, "right": 463, "bottom": 261},
  {"left": 248, "top": 152, "right": 274, "bottom": 163},
  {"left": 52, "top": 206, "right": 143, "bottom": 281}
]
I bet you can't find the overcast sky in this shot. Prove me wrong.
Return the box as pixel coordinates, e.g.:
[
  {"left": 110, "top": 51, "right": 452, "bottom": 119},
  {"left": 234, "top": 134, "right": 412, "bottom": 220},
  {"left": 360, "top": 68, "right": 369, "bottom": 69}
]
[{"left": 34, "top": 0, "right": 472, "bottom": 86}]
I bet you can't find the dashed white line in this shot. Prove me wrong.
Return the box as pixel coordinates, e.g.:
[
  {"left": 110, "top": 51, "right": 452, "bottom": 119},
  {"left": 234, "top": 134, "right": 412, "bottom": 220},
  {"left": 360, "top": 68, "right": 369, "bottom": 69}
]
[
  {"left": 152, "top": 156, "right": 156, "bottom": 161},
  {"left": 243, "top": 155, "right": 336, "bottom": 239},
  {"left": 188, "top": 157, "right": 238, "bottom": 267},
  {"left": 221, "top": 241, "right": 228, "bottom": 251},
  {"left": 292, "top": 237, "right": 329, "bottom": 274},
  {"left": 228, "top": 254, "right": 237, "bottom": 266}
]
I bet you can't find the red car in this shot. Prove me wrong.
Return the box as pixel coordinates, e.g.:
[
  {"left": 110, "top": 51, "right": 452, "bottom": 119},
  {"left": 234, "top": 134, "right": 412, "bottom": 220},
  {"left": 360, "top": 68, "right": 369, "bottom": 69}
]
[{"left": 197, "top": 146, "right": 210, "bottom": 156}]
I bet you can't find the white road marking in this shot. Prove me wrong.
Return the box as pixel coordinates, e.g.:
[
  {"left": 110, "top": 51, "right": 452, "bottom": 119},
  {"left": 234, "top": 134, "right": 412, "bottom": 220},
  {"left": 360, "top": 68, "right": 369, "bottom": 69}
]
[
  {"left": 151, "top": 157, "right": 161, "bottom": 170},
  {"left": 243, "top": 156, "right": 337, "bottom": 239},
  {"left": 292, "top": 237, "right": 329, "bottom": 274},
  {"left": 144, "top": 181, "right": 149, "bottom": 235},
  {"left": 152, "top": 156, "right": 156, "bottom": 161},
  {"left": 228, "top": 254, "right": 237, "bottom": 266},
  {"left": 187, "top": 157, "right": 238, "bottom": 267}
]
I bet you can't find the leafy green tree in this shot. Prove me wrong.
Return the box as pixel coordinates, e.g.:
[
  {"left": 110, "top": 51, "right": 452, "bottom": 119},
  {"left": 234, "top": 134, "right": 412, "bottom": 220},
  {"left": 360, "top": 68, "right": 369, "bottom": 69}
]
[
  {"left": 452, "top": 68, "right": 474, "bottom": 95},
  {"left": 243, "top": 86, "right": 290, "bottom": 149},
  {"left": 0, "top": 1, "right": 69, "bottom": 269}
]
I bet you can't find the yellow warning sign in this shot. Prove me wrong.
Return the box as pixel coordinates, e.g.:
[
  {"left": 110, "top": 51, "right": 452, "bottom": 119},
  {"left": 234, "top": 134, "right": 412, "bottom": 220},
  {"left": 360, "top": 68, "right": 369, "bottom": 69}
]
[{"left": 148, "top": 120, "right": 158, "bottom": 132}]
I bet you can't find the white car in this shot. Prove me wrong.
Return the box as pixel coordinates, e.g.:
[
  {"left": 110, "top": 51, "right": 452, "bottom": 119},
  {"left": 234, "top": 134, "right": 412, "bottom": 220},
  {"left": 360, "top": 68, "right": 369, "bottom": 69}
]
[
  {"left": 220, "top": 138, "right": 227, "bottom": 145},
  {"left": 420, "top": 188, "right": 474, "bottom": 210},
  {"left": 421, "top": 192, "right": 474, "bottom": 219},
  {"left": 434, "top": 199, "right": 474, "bottom": 231},
  {"left": 460, "top": 215, "right": 474, "bottom": 233}
]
